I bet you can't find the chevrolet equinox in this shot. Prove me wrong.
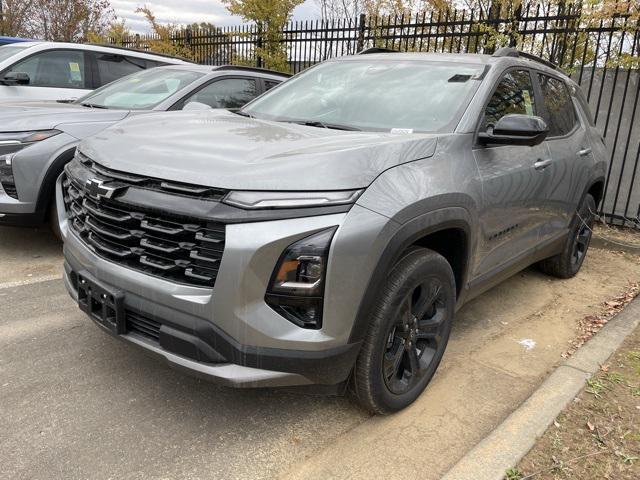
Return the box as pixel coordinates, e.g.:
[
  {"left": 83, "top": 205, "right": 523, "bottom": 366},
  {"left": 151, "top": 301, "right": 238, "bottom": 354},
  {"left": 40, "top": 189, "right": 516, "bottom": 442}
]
[{"left": 57, "top": 48, "right": 607, "bottom": 414}]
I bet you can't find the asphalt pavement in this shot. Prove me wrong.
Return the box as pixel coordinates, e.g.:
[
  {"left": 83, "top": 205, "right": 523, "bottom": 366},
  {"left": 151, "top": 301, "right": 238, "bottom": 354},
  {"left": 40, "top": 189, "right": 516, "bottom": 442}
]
[{"left": 1, "top": 225, "right": 638, "bottom": 480}]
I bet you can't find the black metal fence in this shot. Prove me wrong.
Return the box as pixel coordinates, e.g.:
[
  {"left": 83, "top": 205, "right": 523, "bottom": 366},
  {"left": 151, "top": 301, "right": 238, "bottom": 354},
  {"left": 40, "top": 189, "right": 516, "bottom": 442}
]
[{"left": 111, "top": 2, "right": 640, "bottom": 227}]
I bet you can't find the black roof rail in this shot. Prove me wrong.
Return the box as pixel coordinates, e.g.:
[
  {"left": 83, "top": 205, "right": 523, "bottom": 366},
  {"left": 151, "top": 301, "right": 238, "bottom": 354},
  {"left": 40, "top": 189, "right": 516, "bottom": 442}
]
[
  {"left": 358, "top": 47, "right": 399, "bottom": 55},
  {"left": 86, "top": 43, "right": 194, "bottom": 63},
  {"left": 214, "top": 65, "right": 291, "bottom": 77},
  {"left": 492, "top": 47, "right": 561, "bottom": 72}
]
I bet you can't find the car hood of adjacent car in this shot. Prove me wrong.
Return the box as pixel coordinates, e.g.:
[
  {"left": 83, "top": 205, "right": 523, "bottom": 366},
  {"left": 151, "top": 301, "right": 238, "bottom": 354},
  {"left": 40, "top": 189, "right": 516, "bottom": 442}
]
[
  {"left": 79, "top": 109, "right": 439, "bottom": 191},
  {"left": 0, "top": 101, "right": 130, "bottom": 133}
]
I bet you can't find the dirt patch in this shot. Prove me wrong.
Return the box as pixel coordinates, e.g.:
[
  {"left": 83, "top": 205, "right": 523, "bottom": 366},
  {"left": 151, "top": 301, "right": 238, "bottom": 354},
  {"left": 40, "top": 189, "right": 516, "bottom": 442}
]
[
  {"left": 512, "top": 324, "right": 640, "bottom": 480},
  {"left": 282, "top": 248, "right": 640, "bottom": 480}
]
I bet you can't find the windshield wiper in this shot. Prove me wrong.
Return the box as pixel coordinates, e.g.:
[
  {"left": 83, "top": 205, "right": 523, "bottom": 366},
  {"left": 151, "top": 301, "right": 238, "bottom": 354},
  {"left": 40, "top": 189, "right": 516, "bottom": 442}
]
[
  {"left": 79, "top": 102, "right": 108, "bottom": 109},
  {"left": 235, "top": 111, "right": 254, "bottom": 118},
  {"left": 288, "top": 120, "right": 361, "bottom": 131}
]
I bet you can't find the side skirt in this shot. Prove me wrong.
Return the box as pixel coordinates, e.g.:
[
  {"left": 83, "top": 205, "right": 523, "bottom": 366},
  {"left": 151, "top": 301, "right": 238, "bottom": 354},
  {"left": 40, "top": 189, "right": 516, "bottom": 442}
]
[{"left": 461, "top": 231, "right": 568, "bottom": 305}]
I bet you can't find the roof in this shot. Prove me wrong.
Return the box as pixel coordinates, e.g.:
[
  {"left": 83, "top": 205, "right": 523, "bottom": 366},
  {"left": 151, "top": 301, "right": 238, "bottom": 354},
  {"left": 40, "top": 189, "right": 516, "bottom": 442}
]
[
  {"left": 0, "top": 36, "right": 36, "bottom": 43},
  {"left": 159, "top": 64, "right": 291, "bottom": 78},
  {"left": 5, "top": 41, "right": 189, "bottom": 64},
  {"left": 335, "top": 50, "right": 569, "bottom": 80}
]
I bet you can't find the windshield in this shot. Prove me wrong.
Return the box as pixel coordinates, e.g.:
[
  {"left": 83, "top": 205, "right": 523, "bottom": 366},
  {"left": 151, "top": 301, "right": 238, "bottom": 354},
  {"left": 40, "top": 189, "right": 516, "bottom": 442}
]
[
  {"left": 75, "top": 68, "right": 205, "bottom": 110},
  {"left": 0, "top": 45, "right": 30, "bottom": 64},
  {"left": 243, "top": 59, "right": 485, "bottom": 132}
]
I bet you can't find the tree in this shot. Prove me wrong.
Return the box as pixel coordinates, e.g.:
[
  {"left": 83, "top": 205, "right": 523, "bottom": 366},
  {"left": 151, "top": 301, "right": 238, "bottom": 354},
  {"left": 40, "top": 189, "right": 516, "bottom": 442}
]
[
  {"left": 0, "top": 0, "right": 36, "bottom": 37},
  {"left": 87, "top": 18, "right": 131, "bottom": 44},
  {"left": 222, "top": 0, "right": 305, "bottom": 72},
  {"left": 132, "top": 6, "right": 193, "bottom": 59},
  {"left": 30, "top": 0, "right": 114, "bottom": 42}
]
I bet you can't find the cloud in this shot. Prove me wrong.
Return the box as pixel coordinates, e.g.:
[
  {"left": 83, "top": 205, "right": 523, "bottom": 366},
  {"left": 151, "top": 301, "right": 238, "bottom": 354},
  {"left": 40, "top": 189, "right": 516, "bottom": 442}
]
[{"left": 113, "top": 0, "right": 322, "bottom": 33}]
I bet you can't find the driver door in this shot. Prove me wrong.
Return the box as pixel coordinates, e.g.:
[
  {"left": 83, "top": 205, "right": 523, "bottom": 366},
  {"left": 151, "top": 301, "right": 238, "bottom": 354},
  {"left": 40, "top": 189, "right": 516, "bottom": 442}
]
[
  {"left": 0, "top": 49, "right": 91, "bottom": 101},
  {"left": 472, "top": 68, "right": 553, "bottom": 276}
]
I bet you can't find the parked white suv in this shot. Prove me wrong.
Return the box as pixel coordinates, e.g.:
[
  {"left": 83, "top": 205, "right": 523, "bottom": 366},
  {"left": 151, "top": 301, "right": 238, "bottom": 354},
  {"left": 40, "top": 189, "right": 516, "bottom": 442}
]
[{"left": 0, "top": 42, "right": 190, "bottom": 102}]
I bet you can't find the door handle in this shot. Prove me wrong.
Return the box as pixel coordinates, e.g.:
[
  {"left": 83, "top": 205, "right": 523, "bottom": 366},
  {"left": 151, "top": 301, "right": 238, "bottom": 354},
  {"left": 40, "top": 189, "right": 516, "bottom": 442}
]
[
  {"left": 534, "top": 159, "right": 552, "bottom": 170},
  {"left": 577, "top": 148, "right": 592, "bottom": 157}
]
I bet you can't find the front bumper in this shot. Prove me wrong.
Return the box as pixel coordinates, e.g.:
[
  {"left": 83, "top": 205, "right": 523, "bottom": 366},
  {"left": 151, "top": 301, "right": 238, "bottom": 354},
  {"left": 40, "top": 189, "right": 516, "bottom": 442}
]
[
  {"left": 57, "top": 170, "right": 396, "bottom": 388},
  {"left": 0, "top": 186, "right": 39, "bottom": 225}
]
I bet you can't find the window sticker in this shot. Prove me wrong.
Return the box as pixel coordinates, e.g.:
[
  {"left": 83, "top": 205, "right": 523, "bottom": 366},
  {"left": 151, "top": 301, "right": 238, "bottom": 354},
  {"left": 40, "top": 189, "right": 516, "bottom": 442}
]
[
  {"left": 390, "top": 128, "right": 413, "bottom": 134},
  {"left": 69, "top": 62, "right": 82, "bottom": 81},
  {"left": 523, "top": 90, "right": 534, "bottom": 116}
]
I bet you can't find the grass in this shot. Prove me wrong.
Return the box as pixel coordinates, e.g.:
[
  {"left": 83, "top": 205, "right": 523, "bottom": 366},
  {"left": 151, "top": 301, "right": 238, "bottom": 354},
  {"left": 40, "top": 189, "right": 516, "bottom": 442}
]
[{"left": 509, "top": 326, "right": 640, "bottom": 479}]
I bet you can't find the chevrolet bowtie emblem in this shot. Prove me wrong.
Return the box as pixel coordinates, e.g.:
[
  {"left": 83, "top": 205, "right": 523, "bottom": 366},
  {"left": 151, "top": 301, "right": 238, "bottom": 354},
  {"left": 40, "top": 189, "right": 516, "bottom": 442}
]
[{"left": 85, "top": 178, "right": 121, "bottom": 200}]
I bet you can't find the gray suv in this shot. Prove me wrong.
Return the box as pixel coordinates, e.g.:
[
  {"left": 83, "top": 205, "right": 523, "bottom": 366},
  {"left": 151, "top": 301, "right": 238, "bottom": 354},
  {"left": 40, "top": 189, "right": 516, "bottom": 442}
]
[{"left": 57, "top": 49, "right": 606, "bottom": 414}]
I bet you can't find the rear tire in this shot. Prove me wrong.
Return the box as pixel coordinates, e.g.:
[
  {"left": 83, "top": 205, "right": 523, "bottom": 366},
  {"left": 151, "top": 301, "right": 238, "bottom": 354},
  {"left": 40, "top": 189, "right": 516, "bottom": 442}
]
[
  {"left": 351, "top": 247, "right": 455, "bottom": 414},
  {"left": 538, "top": 194, "right": 596, "bottom": 279}
]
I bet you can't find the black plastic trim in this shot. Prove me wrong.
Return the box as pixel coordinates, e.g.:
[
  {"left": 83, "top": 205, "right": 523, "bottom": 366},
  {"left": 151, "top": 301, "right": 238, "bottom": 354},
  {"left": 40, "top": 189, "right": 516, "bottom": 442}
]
[
  {"left": 116, "top": 186, "right": 353, "bottom": 223},
  {"left": 348, "top": 212, "right": 472, "bottom": 343}
]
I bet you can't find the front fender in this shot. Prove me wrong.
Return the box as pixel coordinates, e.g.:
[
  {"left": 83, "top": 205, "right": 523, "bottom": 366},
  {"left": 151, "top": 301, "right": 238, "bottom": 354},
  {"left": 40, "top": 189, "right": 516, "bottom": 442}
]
[{"left": 347, "top": 205, "right": 476, "bottom": 343}]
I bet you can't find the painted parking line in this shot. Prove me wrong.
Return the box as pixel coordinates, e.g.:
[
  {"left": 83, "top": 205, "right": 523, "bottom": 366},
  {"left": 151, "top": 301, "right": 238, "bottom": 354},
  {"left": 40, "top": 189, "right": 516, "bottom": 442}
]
[{"left": 0, "top": 274, "right": 63, "bottom": 290}]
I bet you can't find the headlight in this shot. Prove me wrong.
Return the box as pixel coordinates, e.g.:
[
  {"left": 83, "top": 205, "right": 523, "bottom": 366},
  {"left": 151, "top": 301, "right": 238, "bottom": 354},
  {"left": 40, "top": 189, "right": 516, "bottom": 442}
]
[
  {"left": 223, "top": 189, "right": 363, "bottom": 209},
  {"left": 0, "top": 129, "right": 62, "bottom": 156},
  {"left": 265, "top": 227, "right": 337, "bottom": 329}
]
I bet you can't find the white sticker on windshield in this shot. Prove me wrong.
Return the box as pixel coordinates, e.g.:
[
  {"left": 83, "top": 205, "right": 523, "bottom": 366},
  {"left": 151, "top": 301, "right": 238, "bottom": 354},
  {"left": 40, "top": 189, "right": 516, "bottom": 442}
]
[{"left": 390, "top": 128, "right": 413, "bottom": 134}]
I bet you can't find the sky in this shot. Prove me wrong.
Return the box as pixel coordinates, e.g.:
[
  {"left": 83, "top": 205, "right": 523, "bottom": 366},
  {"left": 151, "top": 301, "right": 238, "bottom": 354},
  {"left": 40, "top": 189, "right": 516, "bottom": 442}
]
[{"left": 112, "top": 0, "right": 320, "bottom": 33}]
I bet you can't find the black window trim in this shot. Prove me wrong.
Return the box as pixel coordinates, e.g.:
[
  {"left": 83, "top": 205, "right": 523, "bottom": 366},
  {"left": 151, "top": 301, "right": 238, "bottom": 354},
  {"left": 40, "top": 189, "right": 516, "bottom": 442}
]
[
  {"left": 89, "top": 51, "right": 150, "bottom": 89},
  {"left": 168, "top": 74, "right": 263, "bottom": 111},
  {"left": 473, "top": 66, "right": 538, "bottom": 147},
  {"left": 0, "top": 48, "right": 94, "bottom": 90},
  {"left": 532, "top": 69, "right": 580, "bottom": 140}
]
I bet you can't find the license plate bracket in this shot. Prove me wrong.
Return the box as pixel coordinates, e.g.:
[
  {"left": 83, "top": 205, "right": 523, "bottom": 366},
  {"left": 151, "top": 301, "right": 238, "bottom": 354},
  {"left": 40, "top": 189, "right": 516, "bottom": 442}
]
[{"left": 77, "top": 271, "right": 125, "bottom": 335}]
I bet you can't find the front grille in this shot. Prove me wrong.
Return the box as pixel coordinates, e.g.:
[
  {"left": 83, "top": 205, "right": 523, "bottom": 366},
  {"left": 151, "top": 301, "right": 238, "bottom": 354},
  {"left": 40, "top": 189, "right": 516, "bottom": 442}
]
[
  {"left": 63, "top": 162, "right": 226, "bottom": 288},
  {"left": 126, "top": 311, "right": 161, "bottom": 342}
]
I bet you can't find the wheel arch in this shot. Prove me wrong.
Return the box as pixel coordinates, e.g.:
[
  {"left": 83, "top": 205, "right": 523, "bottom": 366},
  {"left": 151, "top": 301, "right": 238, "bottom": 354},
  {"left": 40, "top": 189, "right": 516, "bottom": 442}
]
[
  {"left": 587, "top": 177, "right": 605, "bottom": 208},
  {"left": 34, "top": 146, "right": 78, "bottom": 223},
  {"left": 347, "top": 206, "right": 474, "bottom": 343}
]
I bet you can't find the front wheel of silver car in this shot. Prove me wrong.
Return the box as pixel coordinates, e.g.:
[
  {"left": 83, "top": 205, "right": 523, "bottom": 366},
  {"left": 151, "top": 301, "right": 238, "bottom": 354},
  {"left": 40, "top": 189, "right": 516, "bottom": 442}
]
[{"left": 351, "top": 247, "right": 455, "bottom": 414}]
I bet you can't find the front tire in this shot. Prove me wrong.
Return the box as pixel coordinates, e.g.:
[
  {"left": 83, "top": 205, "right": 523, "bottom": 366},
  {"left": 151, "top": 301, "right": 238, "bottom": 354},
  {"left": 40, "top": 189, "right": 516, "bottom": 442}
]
[
  {"left": 538, "top": 194, "right": 596, "bottom": 279},
  {"left": 351, "top": 248, "right": 455, "bottom": 414}
]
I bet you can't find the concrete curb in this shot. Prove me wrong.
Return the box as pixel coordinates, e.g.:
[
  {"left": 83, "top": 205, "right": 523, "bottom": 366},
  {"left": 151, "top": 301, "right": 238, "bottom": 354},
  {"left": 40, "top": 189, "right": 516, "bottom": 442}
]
[
  {"left": 441, "top": 296, "right": 640, "bottom": 480},
  {"left": 591, "top": 235, "right": 640, "bottom": 255}
]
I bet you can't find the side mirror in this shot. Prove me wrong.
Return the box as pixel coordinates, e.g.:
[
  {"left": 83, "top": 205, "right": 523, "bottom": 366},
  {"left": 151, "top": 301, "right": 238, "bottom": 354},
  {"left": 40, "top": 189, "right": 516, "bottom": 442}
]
[
  {"left": 478, "top": 114, "right": 549, "bottom": 147},
  {"left": 2, "top": 71, "right": 30, "bottom": 86},
  {"left": 182, "top": 101, "right": 211, "bottom": 111}
]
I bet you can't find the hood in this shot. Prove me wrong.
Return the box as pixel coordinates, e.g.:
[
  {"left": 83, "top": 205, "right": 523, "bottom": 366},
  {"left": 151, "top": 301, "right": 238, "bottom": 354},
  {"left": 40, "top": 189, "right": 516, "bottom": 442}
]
[
  {"left": 0, "top": 101, "right": 130, "bottom": 133},
  {"left": 80, "top": 110, "right": 438, "bottom": 191}
]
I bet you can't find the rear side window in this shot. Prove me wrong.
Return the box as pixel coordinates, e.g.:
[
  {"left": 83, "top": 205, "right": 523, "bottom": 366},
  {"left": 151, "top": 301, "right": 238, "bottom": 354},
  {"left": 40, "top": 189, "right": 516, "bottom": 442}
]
[
  {"left": 538, "top": 74, "right": 577, "bottom": 136},
  {"left": 482, "top": 70, "right": 536, "bottom": 131},
  {"left": 4, "top": 49, "right": 87, "bottom": 89},
  {"left": 95, "top": 54, "right": 146, "bottom": 86},
  {"left": 264, "top": 80, "right": 280, "bottom": 91},
  {"left": 182, "top": 78, "right": 258, "bottom": 109}
]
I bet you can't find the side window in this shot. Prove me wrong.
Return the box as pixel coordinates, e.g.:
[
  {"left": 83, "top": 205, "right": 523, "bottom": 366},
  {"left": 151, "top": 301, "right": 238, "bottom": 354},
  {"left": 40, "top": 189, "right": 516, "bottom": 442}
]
[
  {"left": 95, "top": 54, "right": 145, "bottom": 86},
  {"left": 538, "top": 74, "right": 577, "bottom": 136},
  {"left": 264, "top": 80, "right": 280, "bottom": 92},
  {"left": 482, "top": 70, "right": 536, "bottom": 131},
  {"left": 145, "top": 60, "right": 166, "bottom": 69},
  {"left": 4, "top": 50, "right": 86, "bottom": 88},
  {"left": 182, "top": 78, "right": 258, "bottom": 109}
]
